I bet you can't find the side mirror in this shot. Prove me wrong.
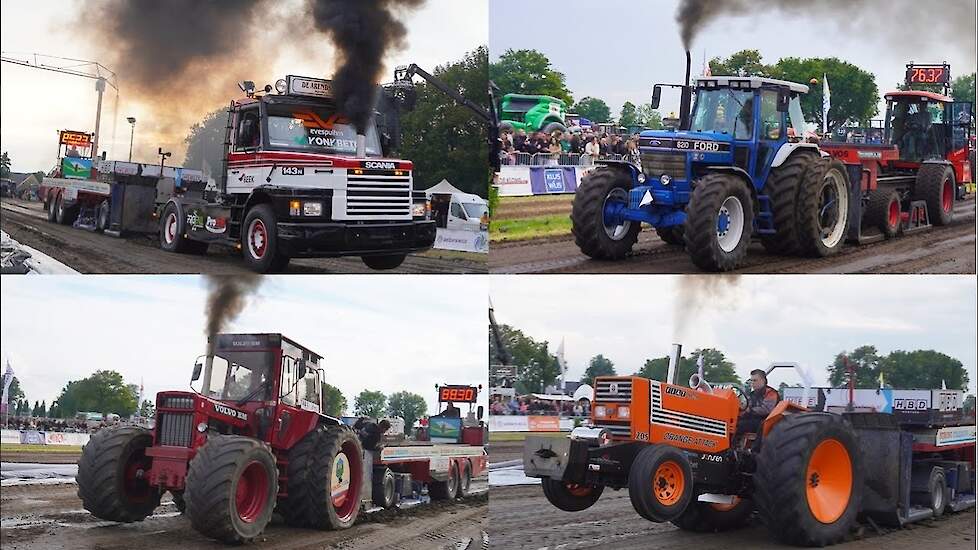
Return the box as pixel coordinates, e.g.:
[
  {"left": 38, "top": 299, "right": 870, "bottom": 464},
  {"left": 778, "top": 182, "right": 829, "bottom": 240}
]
[
  {"left": 477, "top": 405, "right": 484, "bottom": 420},
  {"left": 777, "top": 91, "right": 790, "bottom": 113},
  {"left": 192, "top": 362, "right": 202, "bottom": 382},
  {"left": 651, "top": 85, "right": 662, "bottom": 110}
]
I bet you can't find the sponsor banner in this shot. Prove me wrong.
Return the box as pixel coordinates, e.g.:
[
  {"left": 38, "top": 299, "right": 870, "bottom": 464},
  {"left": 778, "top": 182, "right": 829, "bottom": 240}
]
[
  {"left": 62, "top": 157, "right": 93, "bottom": 180},
  {"left": 488, "top": 415, "right": 576, "bottom": 432},
  {"left": 529, "top": 167, "right": 578, "bottom": 195},
  {"left": 44, "top": 431, "right": 91, "bottom": 446},
  {"left": 496, "top": 165, "right": 532, "bottom": 196},
  {"left": 20, "top": 430, "right": 45, "bottom": 445},
  {"left": 526, "top": 415, "right": 560, "bottom": 432},
  {"left": 936, "top": 425, "right": 977, "bottom": 446},
  {"left": 433, "top": 228, "right": 488, "bottom": 253},
  {"left": 429, "top": 416, "right": 462, "bottom": 443},
  {"left": 1, "top": 429, "right": 21, "bottom": 444}
]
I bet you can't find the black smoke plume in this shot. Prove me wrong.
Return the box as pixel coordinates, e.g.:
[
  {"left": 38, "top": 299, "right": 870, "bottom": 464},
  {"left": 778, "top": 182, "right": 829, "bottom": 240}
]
[
  {"left": 204, "top": 275, "right": 263, "bottom": 348},
  {"left": 307, "top": 0, "right": 426, "bottom": 133},
  {"left": 672, "top": 275, "right": 741, "bottom": 341}
]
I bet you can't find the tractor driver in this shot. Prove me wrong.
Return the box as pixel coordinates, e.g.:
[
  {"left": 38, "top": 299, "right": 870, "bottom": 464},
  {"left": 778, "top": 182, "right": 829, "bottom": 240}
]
[{"left": 737, "top": 369, "right": 780, "bottom": 435}]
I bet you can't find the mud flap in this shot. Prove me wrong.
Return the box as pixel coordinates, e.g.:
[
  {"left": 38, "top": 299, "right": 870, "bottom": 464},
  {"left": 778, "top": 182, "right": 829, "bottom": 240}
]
[{"left": 523, "top": 436, "right": 589, "bottom": 483}]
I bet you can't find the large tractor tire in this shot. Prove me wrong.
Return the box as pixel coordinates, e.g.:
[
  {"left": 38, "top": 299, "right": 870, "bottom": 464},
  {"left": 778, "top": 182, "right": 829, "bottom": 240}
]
[
  {"left": 362, "top": 254, "right": 406, "bottom": 271},
  {"left": 541, "top": 121, "right": 567, "bottom": 135},
  {"left": 628, "top": 444, "right": 694, "bottom": 522},
  {"left": 864, "top": 188, "right": 902, "bottom": 238},
  {"left": 184, "top": 434, "right": 278, "bottom": 544},
  {"left": 671, "top": 496, "right": 753, "bottom": 533},
  {"left": 754, "top": 412, "right": 862, "bottom": 547},
  {"left": 760, "top": 152, "right": 818, "bottom": 255},
  {"left": 77, "top": 425, "right": 161, "bottom": 523},
  {"left": 914, "top": 163, "right": 955, "bottom": 226},
  {"left": 284, "top": 426, "right": 364, "bottom": 530},
  {"left": 685, "top": 173, "right": 754, "bottom": 272},
  {"left": 570, "top": 167, "right": 639, "bottom": 260},
  {"left": 242, "top": 203, "right": 290, "bottom": 273},
  {"left": 429, "top": 461, "right": 460, "bottom": 501},
  {"left": 797, "top": 158, "right": 850, "bottom": 257},
  {"left": 655, "top": 225, "right": 685, "bottom": 246},
  {"left": 541, "top": 477, "right": 604, "bottom": 512}
]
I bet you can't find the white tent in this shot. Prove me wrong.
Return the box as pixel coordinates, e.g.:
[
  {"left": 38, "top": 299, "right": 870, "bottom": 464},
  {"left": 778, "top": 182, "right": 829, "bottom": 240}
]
[
  {"left": 573, "top": 384, "right": 594, "bottom": 402},
  {"left": 425, "top": 179, "right": 487, "bottom": 207}
]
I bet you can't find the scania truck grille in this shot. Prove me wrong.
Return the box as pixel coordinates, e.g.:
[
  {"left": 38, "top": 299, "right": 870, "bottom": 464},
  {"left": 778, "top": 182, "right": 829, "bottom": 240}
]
[
  {"left": 157, "top": 412, "right": 193, "bottom": 447},
  {"left": 641, "top": 152, "right": 687, "bottom": 181},
  {"left": 346, "top": 173, "right": 412, "bottom": 218}
]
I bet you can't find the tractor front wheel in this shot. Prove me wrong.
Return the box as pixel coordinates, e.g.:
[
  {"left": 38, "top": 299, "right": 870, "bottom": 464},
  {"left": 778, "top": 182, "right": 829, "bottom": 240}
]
[
  {"left": 570, "top": 167, "right": 639, "bottom": 260},
  {"left": 542, "top": 478, "right": 604, "bottom": 512},
  {"left": 685, "top": 173, "right": 754, "bottom": 272},
  {"left": 754, "top": 412, "right": 862, "bottom": 546},
  {"left": 284, "top": 426, "right": 365, "bottom": 530},
  {"left": 914, "top": 163, "right": 955, "bottom": 226},
  {"left": 184, "top": 434, "right": 278, "bottom": 544},
  {"left": 76, "top": 425, "right": 161, "bottom": 522},
  {"left": 671, "top": 496, "right": 753, "bottom": 532},
  {"left": 628, "top": 444, "right": 694, "bottom": 522}
]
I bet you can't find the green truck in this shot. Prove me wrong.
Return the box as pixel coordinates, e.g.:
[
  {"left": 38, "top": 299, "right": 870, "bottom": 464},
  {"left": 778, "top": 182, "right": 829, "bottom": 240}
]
[{"left": 498, "top": 93, "right": 567, "bottom": 134}]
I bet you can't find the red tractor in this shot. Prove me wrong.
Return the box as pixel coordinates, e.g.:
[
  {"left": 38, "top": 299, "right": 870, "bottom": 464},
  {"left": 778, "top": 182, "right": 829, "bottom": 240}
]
[
  {"left": 821, "top": 63, "right": 974, "bottom": 240},
  {"left": 75, "top": 333, "right": 486, "bottom": 543}
]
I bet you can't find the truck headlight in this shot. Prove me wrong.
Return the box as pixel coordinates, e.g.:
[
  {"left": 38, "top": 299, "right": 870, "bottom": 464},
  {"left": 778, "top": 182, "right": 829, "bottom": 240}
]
[
  {"left": 617, "top": 406, "right": 630, "bottom": 419},
  {"left": 290, "top": 200, "right": 301, "bottom": 216},
  {"left": 303, "top": 201, "right": 322, "bottom": 216},
  {"left": 412, "top": 201, "right": 430, "bottom": 218},
  {"left": 594, "top": 406, "right": 607, "bottom": 418}
]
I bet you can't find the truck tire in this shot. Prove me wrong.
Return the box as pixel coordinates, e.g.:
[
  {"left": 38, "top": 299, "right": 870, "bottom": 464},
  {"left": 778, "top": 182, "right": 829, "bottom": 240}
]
[
  {"left": 796, "top": 158, "right": 849, "bottom": 257},
  {"left": 242, "top": 203, "right": 290, "bottom": 273},
  {"left": 284, "top": 426, "right": 364, "bottom": 530},
  {"left": 372, "top": 467, "right": 397, "bottom": 509},
  {"left": 685, "top": 173, "right": 753, "bottom": 272},
  {"left": 628, "top": 444, "right": 694, "bottom": 522},
  {"left": 760, "top": 151, "right": 817, "bottom": 255},
  {"left": 96, "top": 200, "right": 110, "bottom": 232},
  {"left": 671, "top": 496, "right": 753, "bottom": 532},
  {"left": 77, "top": 425, "right": 161, "bottom": 523},
  {"left": 570, "top": 167, "right": 639, "bottom": 260},
  {"left": 914, "top": 163, "right": 955, "bottom": 226},
  {"left": 655, "top": 225, "right": 685, "bottom": 246},
  {"left": 911, "top": 466, "right": 948, "bottom": 518},
  {"left": 541, "top": 121, "right": 567, "bottom": 135},
  {"left": 184, "top": 435, "right": 277, "bottom": 544},
  {"left": 541, "top": 477, "right": 604, "bottom": 512},
  {"left": 457, "top": 460, "right": 472, "bottom": 498},
  {"left": 55, "top": 194, "right": 77, "bottom": 226},
  {"left": 362, "top": 254, "right": 406, "bottom": 270},
  {"left": 754, "top": 412, "right": 862, "bottom": 547},
  {"left": 865, "top": 188, "right": 902, "bottom": 238},
  {"left": 46, "top": 194, "right": 57, "bottom": 222},
  {"left": 159, "top": 202, "right": 193, "bottom": 253},
  {"left": 429, "top": 462, "right": 459, "bottom": 501}
]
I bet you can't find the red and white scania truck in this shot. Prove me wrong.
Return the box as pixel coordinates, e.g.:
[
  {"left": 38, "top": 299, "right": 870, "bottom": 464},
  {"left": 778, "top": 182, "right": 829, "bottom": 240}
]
[{"left": 42, "top": 75, "right": 436, "bottom": 272}]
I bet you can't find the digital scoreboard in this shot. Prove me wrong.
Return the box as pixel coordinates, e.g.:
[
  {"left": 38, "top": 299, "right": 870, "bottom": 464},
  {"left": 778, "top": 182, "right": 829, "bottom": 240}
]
[
  {"left": 906, "top": 64, "right": 950, "bottom": 86},
  {"left": 438, "top": 385, "right": 478, "bottom": 403}
]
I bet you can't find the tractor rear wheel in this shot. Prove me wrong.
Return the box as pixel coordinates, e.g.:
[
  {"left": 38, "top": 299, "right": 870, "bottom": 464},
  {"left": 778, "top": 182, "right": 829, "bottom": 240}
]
[
  {"left": 655, "top": 225, "right": 685, "bottom": 246},
  {"left": 76, "top": 425, "right": 161, "bottom": 522},
  {"left": 372, "top": 467, "right": 397, "bottom": 509},
  {"left": 628, "top": 444, "right": 694, "bottom": 522},
  {"left": 760, "top": 152, "right": 817, "bottom": 255},
  {"left": 671, "top": 496, "right": 753, "bottom": 532},
  {"left": 429, "top": 461, "right": 460, "bottom": 501},
  {"left": 797, "top": 158, "right": 849, "bottom": 257},
  {"left": 865, "top": 188, "right": 902, "bottom": 238},
  {"left": 541, "top": 478, "right": 604, "bottom": 512},
  {"left": 754, "top": 412, "right": 862, "bottom": 547},
  {"left": 284, "top": 426, "right": 364, "bottom": 530},
  {"left": 685, "top": 173, "right": 753, "bottom": 272},
  {"left": 184, "top": 435, "right": 277, "bottom": 544},
  {"left": 570, "top": 167, "right": 639, "bottom": 260},
  {"left": 914, "top": 163, "right": 955, "bottom": 226}
]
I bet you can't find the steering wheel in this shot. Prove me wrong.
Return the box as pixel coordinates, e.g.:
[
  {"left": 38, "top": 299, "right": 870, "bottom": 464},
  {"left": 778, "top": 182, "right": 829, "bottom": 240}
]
[{"left": 730, "top": 385, "right": 749, "bottom": 411}]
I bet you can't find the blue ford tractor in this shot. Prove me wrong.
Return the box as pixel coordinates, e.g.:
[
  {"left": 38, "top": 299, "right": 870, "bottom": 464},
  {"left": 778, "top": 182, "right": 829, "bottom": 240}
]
[{"left": 571, "top": 54, "right": 850, "bottom": 271}]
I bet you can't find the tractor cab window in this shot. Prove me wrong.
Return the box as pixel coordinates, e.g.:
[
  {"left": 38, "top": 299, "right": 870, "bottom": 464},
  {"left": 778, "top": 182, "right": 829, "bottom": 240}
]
[
  {"left": 205, "top": 351, "right": 274, "bottom": 402},
  {"left": 950, "top": 102, "right": 973, "bottom": 150},
  {"left": 235, "top": 110, "right": 261, "bottom": 151},
  {"left": 690, "top": 88, "right": 754, "bottom": 140},
  {"left": 787, "top": 95, "right": 807, "bottom": 138},
  {"left": 265, "top": 105, "right": 382, "bottom": 157},
  {"left": 759, "top": 90, "right": 783, "bottom": 140},
  {"left": 889, "top": 99, "right": 943, "bottom": 162}
]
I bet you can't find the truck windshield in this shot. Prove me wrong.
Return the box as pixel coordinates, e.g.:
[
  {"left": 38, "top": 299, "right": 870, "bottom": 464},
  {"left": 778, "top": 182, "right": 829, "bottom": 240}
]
[
  {"left": 690, "top": 88, "right": 754, "bottom": 140},
  {"left": 205, "top": 351, "right": 275, "bottom": 402},
  {"left": 266, "top": 106, "right": 382, "bottom": 157}
]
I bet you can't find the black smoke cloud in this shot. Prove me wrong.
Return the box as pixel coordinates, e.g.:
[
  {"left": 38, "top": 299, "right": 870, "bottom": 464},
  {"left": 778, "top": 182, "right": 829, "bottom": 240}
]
[
  {"left": 204, "top": 275, "right": 263, "bottom": 349},
  {"left": 672, "top": 275, "right": 741, "bottom": 341},
  {"left": 307, "top": 0, "right": 426, "bottom": 133}
]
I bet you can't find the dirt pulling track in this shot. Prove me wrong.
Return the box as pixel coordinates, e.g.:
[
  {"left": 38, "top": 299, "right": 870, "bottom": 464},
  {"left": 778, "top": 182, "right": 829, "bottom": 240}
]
[
  {"left": 490, "top": 196, "right": 976, "bottom": 274},
  {"left": 486, "top": 442, "right": 976, "bottom": 550},
  {"left": 1, "top": 477, "right": 488, "bottom": 550},
  {"left": 0, "top": 198, "right": 485, "bottom": 274}
]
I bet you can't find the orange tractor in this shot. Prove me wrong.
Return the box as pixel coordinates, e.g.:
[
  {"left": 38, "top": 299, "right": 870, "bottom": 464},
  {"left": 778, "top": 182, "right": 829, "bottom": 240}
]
[{"left": 524, "top": 346, "right": 976, "bottom": 546}]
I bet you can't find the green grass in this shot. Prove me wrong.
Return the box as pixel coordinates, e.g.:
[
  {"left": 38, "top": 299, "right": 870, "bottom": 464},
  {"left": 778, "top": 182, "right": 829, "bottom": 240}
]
[
  {"left": 489, "top": 431, "right": 568, "bottom": 442},
  {"left": 1, "top": 443, "right": 83, "bottom": 453},
  {"left": 490, "top": 215, "right": 573, "bottom": 242}
]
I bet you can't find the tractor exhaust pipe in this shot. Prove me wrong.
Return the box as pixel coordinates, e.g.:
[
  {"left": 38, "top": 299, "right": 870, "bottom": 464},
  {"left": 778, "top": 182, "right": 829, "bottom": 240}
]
[
  {"left": 679, "top": 50, "right": 692, "bottom": 130},
  {"left": 201, "top": 337, "right": 215, "bottom": 394},
  {"left": 667, "top": 343, "right": 682, "bottom": 385},
  {"left": 356, "top": 134, "right": 367, "bottom": 158}
]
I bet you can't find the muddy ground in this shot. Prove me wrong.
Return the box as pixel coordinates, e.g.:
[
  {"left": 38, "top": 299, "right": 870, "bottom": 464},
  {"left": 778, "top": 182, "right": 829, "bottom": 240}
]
[
  {"left": 487, "top": 442, "right": 975, "bottom": 549},
  {"left": 490, "top": 197, "right": 976, "bottom": 274},
  {"left": 1, "top": 198, "right": 485, "bottom": 274},
  {"left": 1, "top": 478, "right": 488, "bottom": 550}
]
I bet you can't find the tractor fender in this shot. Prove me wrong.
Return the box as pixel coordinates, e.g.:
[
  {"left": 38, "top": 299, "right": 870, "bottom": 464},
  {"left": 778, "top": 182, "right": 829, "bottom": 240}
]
[
  {"left": 760, "top": 400, "right": 809, "bottom": 438},
  {"left": 594, "top": 159, "right": 642, "bottom": 185},
  {"left": 772, "top": 142, "right": 821, "bottom": 168},
  {"left": 700, "top": 166, "right": 758, "bottom": 207}
]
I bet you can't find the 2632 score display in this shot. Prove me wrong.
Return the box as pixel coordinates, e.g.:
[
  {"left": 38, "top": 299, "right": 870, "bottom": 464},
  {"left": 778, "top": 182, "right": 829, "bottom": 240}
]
[{"left": 439, "top": 385, "right": 478, "bottom": 403}]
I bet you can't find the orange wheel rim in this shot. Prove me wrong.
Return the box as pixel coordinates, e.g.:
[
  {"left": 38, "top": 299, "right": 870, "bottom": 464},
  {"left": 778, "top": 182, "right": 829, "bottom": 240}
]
[
  {"left": 565, "top": 483, "right": 592, "bottom": 497},
  {"left": 805, "top": 438, "right": 853, "bottom": 523},
  {"left": 653, "top": 460, "right": 685, "bottom": 506},
  {"left": 710, "top": 496, "right": 740, "bottom": 512}
]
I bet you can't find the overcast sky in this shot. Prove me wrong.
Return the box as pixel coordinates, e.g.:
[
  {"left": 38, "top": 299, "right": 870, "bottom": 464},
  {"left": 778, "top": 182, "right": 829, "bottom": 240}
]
[
  {"left": 1, "top": 275, "right": 489, "bottom": 418},
  {"left": 490, "top": 0, "right": 977, "bottom": 118},
  {"left": 0, "top": 0, "right": 487, "bottom": 172},
  {"left": 491, "top": 275, "right": 978, "bottom": 395}
]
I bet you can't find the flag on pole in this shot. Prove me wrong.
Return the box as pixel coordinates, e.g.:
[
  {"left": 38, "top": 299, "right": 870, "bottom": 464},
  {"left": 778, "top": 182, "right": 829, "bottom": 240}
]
[
  {"left": 822, "top": 73, "right": 831, "bottom": 135},
  {"left": 138, "top": 378, "right": 144, "bottom": 408},
  {"left": 556, "top": 338, "right": 567, "bottom": 392},
  {"left": 1, "top": 361, "right": 14, "bottom": 415}
]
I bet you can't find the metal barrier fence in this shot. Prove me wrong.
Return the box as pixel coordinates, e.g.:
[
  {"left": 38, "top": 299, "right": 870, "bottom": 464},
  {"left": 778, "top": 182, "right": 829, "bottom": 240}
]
[{"left": 500, "top": 151, "right": 620, "bottom": 167}]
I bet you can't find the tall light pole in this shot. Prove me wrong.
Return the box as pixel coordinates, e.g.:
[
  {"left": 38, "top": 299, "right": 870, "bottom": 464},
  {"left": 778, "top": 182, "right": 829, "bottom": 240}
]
[
  {"left": 127, "top": 117, "right": 137, "bottom": 162},
  {"left": 92, "top": 77, "right": 106, "bottom": 161}
]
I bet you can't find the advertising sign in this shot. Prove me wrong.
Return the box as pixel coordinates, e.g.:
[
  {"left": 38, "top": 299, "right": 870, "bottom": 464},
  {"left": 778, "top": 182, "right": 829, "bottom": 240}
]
[
  {"left": 429, "top": 416, "right": 462, "bottom": 443},
  {"left": 433, "top": 228, "right": 488, "bottom": 253},
  {"left": 288, "top": 76, "right": 334, "bottom": 98},
  {"left": 529, "top": 166, "right": 578, "bottom": 195},
  {"left": 61, "top": 157, "right": 93, "bottom": 180}
]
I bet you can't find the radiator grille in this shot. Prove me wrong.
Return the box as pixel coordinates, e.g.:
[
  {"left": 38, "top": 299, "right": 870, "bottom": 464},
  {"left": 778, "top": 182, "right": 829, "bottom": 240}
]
[
  {"left": 161, "top": 396, "right": 194, "bottom": 409},
  {"left": 640, "top": 152, "right": 687, "bottom": 181},
  {"left": 595, "top": 378, "right": 633, "bottom": 402},
  {"left": 650, "top": 383, "right": 727, "bottom": 436},
  {"left": 157, "top": 412, "right": 193, "bottom": 447},
  {"left": 346, "top": 173, "right": 411, "bottom": 218},
  {"left": 593, "top": 420, "right": 631, "bottom": 438}
]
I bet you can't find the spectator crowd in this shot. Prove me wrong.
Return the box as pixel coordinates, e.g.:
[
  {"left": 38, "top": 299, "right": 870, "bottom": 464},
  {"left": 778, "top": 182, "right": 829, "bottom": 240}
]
[
  {"left": 3, "top": 416, "right": 102, "bottom": 433},
  {"left": 499, "top": 126, "right": 642, "bottom": 166},
  {"left": 489, "top": 394, "right": 591, "bottom": 417}
]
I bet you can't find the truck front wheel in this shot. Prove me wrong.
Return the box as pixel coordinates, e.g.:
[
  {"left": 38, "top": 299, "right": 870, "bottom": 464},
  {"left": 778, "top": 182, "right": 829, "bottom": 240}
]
[
  {"left": 76, "top": 425, "right": 161, "bottom": 522},
  {"left": 242, "top": 204, "right": 290, "bottom": 273}
]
